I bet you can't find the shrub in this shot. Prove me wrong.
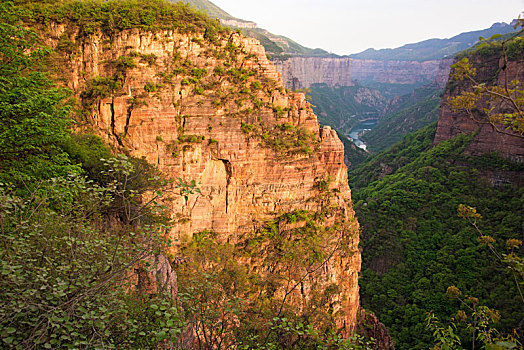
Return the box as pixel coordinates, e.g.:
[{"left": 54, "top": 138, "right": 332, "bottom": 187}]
[
  {"left": 241, "top": 122, "right": 254, "bottom": 134},
  {"left": 82, "top": 76, "right": 122, "bottom": 100}
]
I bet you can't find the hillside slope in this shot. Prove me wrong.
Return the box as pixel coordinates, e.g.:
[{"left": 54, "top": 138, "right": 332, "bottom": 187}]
[
  {"left": 352, "top": 126, "right": 523, "bottom": 349},
  {"left": 351, "top": 37, "right": 524, "bottom": 349},
  {"left": 183, "top": 0, "right": 330, "bottom": 57},
  {"left": 361, "top": 85, "right": 442, "bottom": 152}
]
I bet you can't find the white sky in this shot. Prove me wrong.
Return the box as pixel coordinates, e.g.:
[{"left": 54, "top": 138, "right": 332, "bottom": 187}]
[{"left": 210, "top": 0, "right": 524, "bottom": 55}]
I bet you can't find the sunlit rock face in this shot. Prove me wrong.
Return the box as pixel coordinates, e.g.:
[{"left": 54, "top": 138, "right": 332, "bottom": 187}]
[
  {"left": 46, "top": 24, "right": 361, "bottom": 332},
  {"left": 435, "top": 54, "right": 524, "bottom": 163}
]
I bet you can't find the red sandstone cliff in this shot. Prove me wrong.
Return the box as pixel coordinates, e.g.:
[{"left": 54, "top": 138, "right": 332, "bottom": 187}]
[
  {"left": 434, "top": 52, "right": 524, "bottom": 162},
  {"left": 46, "top": 23, "right": 361, "bottom": 332}
]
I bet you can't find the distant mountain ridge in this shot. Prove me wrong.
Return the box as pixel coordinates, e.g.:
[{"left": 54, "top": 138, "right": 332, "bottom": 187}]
[
  {"left": 349, "top": 22, "right": 517, "bottom": 61},
  {"left": 180, "top": 0, "right": 517, "bottom": 61}
]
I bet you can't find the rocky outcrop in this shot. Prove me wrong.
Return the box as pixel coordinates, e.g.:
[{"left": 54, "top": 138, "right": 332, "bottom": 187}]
[
  {"left": 132, "top": 254, "right": 178, "bottom": 300},
  {"left": 274, "top": 57, "right": 452, "bottom": 90},
  {"left": 435, "top": 58, "right": 454, "bottom": 88},
  {"left": 434, "top": 53, "right": 524, "bottom": 162},
  {"left": 47, "top": 24, "right": 361, "bottom": 332},
  {"left": 356, "top": 310, "right": 395, "bottom": 350}
]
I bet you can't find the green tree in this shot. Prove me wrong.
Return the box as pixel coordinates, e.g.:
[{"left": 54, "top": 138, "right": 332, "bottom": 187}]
[
  {"left": 0, "top": 2, "right": 78, "bottom": 184},
  {"left": 0, "top": 159, "right": 183, "bottom": 349}
]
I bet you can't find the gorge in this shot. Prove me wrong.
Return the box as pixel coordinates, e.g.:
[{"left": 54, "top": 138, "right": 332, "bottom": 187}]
[{"left": 1, "top": 0, "right": 523, "bottom": 349}]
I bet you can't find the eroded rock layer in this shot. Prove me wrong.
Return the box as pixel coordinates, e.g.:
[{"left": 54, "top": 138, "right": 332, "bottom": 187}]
[
  {"left": 47, "top": 24, "right": 361, "bottom": 331},
  {"left": 273, "top": 56, "right": 452, "bottom": 89},
  {"left": 435, "top": 54, "right": 524, "bottom": 162}
]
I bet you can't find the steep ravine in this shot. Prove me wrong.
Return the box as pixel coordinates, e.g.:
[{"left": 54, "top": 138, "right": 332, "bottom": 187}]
[{"left": 46, "top": 23, "right": 361, "bottom": 332}]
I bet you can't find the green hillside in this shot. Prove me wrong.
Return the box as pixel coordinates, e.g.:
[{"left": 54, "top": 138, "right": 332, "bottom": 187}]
[
  {"left": 309, "top": 83, "right": 387, "bottom": 134},
  {"left": 182, "top": 0, "right": 331, "bottom": 57},
  {"left": 361, "top": 85, "right": 442, "bottom": 153},
  {"left": 180, "top": 0, "right": 235, "bottom": 19},
  {"left": 242, "top": 28, "right": 331, "bottom": 58},
  {"left": 350, "top": 124, "right": 524, "bottom": 349}
]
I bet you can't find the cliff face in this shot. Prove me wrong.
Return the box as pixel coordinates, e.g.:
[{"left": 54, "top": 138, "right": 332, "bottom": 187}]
[
  {"left": 350, "top": 58, "right": 451, "bottom": 86},
  {"left": 47, "top": 24, "right": 361, "bottom": 331},
  {"left": 434, "top": 54, "right": 524, "bottom": 162},
  {"left": 274, "top": 57, "right": 354, "bottom": 89},
  {"left": 273, "top": 57, "right": 452, "bottom": 89}
]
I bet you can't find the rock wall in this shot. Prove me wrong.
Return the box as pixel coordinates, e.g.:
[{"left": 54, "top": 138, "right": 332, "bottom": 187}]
[
  {"left": 356, "top": 310, "right": 395, "bottom": 350},
  {"left": 46, "top": 24, "right": 361, "bottom": 332},
  {"left": 273, "top": 57, "right": 354, "bottom": 90},
  {"left": 350, "top": 59, "right": 449, "bottom": 86},
  {"left": 220, "top": 19, "right": 257, "bottom": 29},
  {"left": 434, "top": 54, "right": 524, "bottom": 162},
  {"left": 273, "top": 56, "right": 452, "bottom": 89},
  {"left": 435, "top": 58, "right": 454, "bottom": 88}
]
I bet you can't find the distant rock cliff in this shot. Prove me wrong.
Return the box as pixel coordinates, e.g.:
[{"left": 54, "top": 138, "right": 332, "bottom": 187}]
[
  {"left": 273, "top": 57, "right": 452, "bottom": 90},
  {"left": 46, "top": 23, "right": 361, "bottom": 332},
  {"left": 220, "top": 18, "right": 257, "bottom": 28},
  {"left": 350, "top": 58, "right": 451, "bottom": 86},
  {"left": 274, "top": 57, "right": 354, "bottom": 89}
]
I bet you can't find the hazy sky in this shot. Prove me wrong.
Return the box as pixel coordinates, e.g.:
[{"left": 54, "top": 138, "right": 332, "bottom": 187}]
[{"left": 210, "top": 0, "right": 523, "bottom": 55}]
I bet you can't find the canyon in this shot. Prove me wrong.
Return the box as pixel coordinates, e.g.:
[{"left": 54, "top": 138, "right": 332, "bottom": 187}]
[{"left": 5, "top": 1, "right": 523, "bottom": 348}]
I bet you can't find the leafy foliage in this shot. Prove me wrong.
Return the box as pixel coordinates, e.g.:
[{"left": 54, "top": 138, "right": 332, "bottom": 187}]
[
  {"left": 16, "top": 0, "right": 227, "bottom": 37},
  {"left": 0, "top": 2, "right": 77, "bottom": 184},
  {"left": 176, "top": 207, "right": 366, "bottom": 349},
  {"left": 449, "top": 57, "right": 524, "bottom": 137},
  {"left": 0, "top": 160, "right": 181, "bottom": 349}
]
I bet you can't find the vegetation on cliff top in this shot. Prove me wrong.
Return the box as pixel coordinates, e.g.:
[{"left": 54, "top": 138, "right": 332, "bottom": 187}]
[{"left": 14, "top": 0, "right": 228, "bottom": 37}]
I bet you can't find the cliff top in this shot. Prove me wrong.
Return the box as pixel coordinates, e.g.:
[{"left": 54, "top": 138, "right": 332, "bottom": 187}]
[{"left": 15, "top": 0, "right": 228, "bottom": 36}]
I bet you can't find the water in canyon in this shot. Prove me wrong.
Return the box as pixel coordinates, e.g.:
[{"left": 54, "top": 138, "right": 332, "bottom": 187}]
[{"left": 347, "top": 119, "right": 378, "bottom": 151}]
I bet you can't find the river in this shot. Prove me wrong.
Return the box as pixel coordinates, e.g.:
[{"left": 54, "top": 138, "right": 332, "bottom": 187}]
[{"left": 347, "top": 119, "right": 378, "bottom": 151}]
